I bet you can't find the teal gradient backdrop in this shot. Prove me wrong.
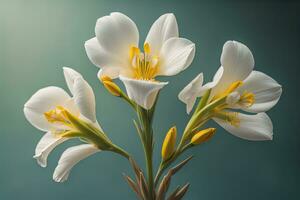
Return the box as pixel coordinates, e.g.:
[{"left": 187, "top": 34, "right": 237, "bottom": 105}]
[{"left": 1, "top": 0, "right": 299, "bottom": 199}]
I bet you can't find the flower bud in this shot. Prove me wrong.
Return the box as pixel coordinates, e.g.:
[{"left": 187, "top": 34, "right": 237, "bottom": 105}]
[
  {"left": 101, "top": 79, "right": 121, "bottom": 97},
  {"left": 100, "top": 75, "right": 113, "bottom": 82},
  {"left": 161, "top": 126, "right": 177, "bottom": 160},
  {"left": 191, "top": 128, "right": 216, "bottom": 145}
]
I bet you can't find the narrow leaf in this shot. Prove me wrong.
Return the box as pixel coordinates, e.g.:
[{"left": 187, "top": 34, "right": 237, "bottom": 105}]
[
  {"left": 123, "top": 173, "right": 142, "bottom": 199},
  {"left": 170, "top": 156, "right": 193, "bottom": 175},
  {"left": 129, "top": 157, "right": 142, "bottom": 182},
  {"left": 174, "top": 183, "right": 190, "bottom": 200},
  {"left": 167, "top": 186, "right": 181, "bottom": 200},
  {"left": 133, "top": 119, "right": 145, "bottom": 141},
  {"left": 138, "top": 172, "right": 148, "bottom": 199},
  {"left": 156, "top": 173, "right": 172, "bottom": 200}
]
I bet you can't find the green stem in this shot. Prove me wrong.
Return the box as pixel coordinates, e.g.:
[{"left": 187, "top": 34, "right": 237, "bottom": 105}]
[
  {"left": 179, "top": 96, "right": 227, "bottom": 149},
  {"left": 111, "top": 144, "right": 130, "bottom": 159},
  {"left": 154, "top": 162, "right": 163, "bottom": 186},
  {"left": 136, "top": 106, "right": 155, "bottom": 200},
  {"left": 194, "top": 89, "right": 211, "bottom": 113},
  {"left": 145, "top": 143, "right": 154, "bottom": 199},
  {"left": 120, "top": 92, "right": 136, "bottom": 109}
]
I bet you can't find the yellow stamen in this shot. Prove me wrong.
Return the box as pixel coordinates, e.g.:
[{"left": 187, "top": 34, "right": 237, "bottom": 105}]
[
  {"left": 144, "top": 43, "right": 150, "bottom": 54},
  {"left": 213, "top": 81, "right": 243, "bottom": 100},
  {"left": 224, "top": 81, "right": 243, "bottom": 95},
  {"left": 129, "top": 44, "right": 159, "bottom": 81},
  {"left": 161, "top": 126, "right": 177, "bottom": 160},
  {"left": 215, "top": 111, "right": 240, "bottom": 127},
  {"left": 191, "top": 128, "right": 216, "bottom": 145},
  {"left": 239, "top": 91, "right": 255, "bottom": 107},
  {"left": 44, "top": 106, "right": 70, "bottom": 126},
  {"left": 129, "top": 46, "right": 140, "bottom": 61}
]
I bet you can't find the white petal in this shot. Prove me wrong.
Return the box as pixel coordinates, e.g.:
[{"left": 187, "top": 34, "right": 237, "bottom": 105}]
[
  {"left": 97, "top": 67, "right": 131, "bottom": 80},
  {"left": 145, "top": 13, "right": 179, "bottom": 55},
  {"left": 221, "top": 40, "right": 254, "bottom": 80},
  {"left": 85, "top": 37, "right": 128, "bottom": 78},
  {"left": 179, "top": 68, "right": 223, "bottom": 113},
  {"left": 120, "top": 76, "right": 168, "bottom": 109},
  {"left": 72, "top": 77, "right": 96, "bottom": 122},
  {"left": 34, "top": 132, "right": 68, "bottom": 167},
  {"left": 158, "top": 38, "right": 195, "bottom": 76},
  {"left": 238, "top": 71, "right": 282, "bottom": 113},
  {"left": 95, "top": 12, "right": 139, "bottom": 59},
  {"left": 63, "top": 67, "right": 82, "bottom": 94},
  {"left": 214, "top": 112, "right": 273, "bottom": 141},
  {"left": 178, "top": 73, "right": 204, "bottom": 114},
  {"left": 53, "top": 144, "right": 100, "bottom": 182},
  {"left": 213, "top": 41, "right": 255, "bottom": 95},
  {"left": 24, "top": 87, "right": 71, "bottom": 131},
  {"left": 202, "top": 66, "right": 224, "bottom": 93}
]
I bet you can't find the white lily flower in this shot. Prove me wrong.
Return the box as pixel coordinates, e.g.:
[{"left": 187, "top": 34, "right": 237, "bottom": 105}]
[
  {"left": 53, "top": 144, "right": 100, "bottom": 182},
  {"left": 24, "top": 67, "right": 101, "bottom": 181},
  {"left": 85, "top": 12, "right": 195, "bottom": 109},
  {"left": 179, "top": 41, "right": 282, "bottom": 141}
]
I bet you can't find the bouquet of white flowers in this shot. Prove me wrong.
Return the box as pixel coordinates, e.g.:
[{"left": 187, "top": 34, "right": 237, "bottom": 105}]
[{"left": 24, "top": 12, "right": 282, "bottom": 200}]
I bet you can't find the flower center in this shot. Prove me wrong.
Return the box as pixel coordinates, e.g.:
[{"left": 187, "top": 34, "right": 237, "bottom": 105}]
[
  {"left": 212, "top": 81, "right": 255, "bottom": 127},
  {"left": 213, "top": 81, "right": 243, "bottom": 100},
  {"left": 44, "top": 106, "right": 73, "bottom": 128},
  {"left": 239, "top": 91, "right": 255, "bottom": 107},
  {"left": 217, "top": 111, "right": 240, "bottom": 127},
  {"left": 213, "top": 81, "right": 255, "bottom": 108},
  {"left": 129, "top": 43, "right": 159, "bottom": 81}
]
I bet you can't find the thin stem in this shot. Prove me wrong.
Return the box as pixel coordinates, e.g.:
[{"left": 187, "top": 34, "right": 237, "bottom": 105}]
[
  {"left": 194, "top": 89, "right": 211, "bottom": 113},
  {"left": 179, "top": 96, "right": 227, "bottom": 149},
  {"left": 136, "top": 106, "right": 155, "bottom": 200},
  {"left": 145, "top": 143, "right": 154, "bottom": 199},
  {"left": 154, "top": 162, "right": 163, "bottom": 186},
  {"left": 111, "top": 144, "right": 130, "bottom": 159},
  {"left": 120, "top": 92, "right": 137, "bottom": 109}
]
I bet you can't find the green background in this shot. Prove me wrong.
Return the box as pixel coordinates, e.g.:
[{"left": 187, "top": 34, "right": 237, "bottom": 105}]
[{"left": 1, "top": 0, "right": 299, "bottom": 199}]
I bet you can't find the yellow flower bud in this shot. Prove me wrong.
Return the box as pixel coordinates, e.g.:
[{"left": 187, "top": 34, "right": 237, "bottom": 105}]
[
  {"left": 161, "top": 126, "right": 177, "bottom": 160},
  {"left": 191, "top": 128, "right": 216, "bottom": 145},
  {"left": 100, "top": 75, "right": 112, "bottom": 82},
  {"left": 102, "top": 80, "right": 121, "bottom": 97}
]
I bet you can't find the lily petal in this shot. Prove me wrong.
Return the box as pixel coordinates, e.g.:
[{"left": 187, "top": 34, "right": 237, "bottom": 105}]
[
  {"left": 34, "top": 132, "right": 68, "bottom": 167},
  {"left": 97, "top": 67, "right": 132, "bottom": 80},
  {"left": 95, "top": 12, "right": 139, "bottom": 60},
  {"left": 214, "top": 112, "right": 273, "bottom": 141},
  {"left": 178, "top": 73, "right": 204, "bottom": 114},
  {"left": 213, "top": 41, "right": 255, "bottom": 95},
  {"left": 145, "top": 13, "right": 179, "bottom": 55},
  {"left": 24, "top": 87, "right": 71, "bottom": 131},
  {"left": 85, "top": 37, "right": 127, "bottom": 78},
  {"left": 238, "top": 71, "right": 282, "bottom": 113},
  {"left": 203, "top": 66, "right": 224, "bottom": 91},
  {"left": 158, "top": 37, "right": 195, "bottom": 76},
  {"left": 53, "top": 144, "right": 100, "bottom": 182},
  {"left": 179, "top": 68, "right": 223, "bottom": 113},
  {"left": 63, "top": 67, "right": 82, "bottom": 94},
  {"left": 72, "top": 77, "right": 96, "bottom": 122},
  {"left": 120, "top": 76, "right": 168, "bottom": 109}
]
